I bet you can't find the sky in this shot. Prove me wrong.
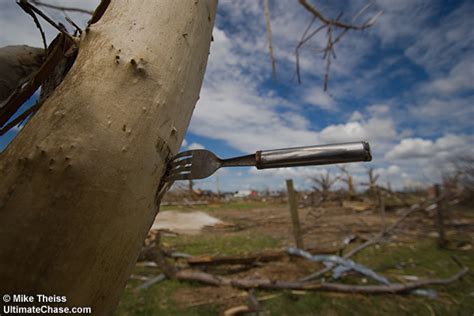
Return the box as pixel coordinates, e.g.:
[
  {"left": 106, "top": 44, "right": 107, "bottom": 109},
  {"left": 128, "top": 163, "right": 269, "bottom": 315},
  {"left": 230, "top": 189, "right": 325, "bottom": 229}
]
[{"left": 0, "top": 0, "right": 473, "bottom": 192}]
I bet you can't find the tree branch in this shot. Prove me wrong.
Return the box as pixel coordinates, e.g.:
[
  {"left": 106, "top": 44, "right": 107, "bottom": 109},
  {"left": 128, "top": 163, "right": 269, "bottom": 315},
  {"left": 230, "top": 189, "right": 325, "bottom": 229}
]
[
  {"left": 300, "top": 198, "right": 445, "bottom": 282},
  {"left": 298, "top": 0, "right": 380, "bottom": 30},
  {"left": 263, "top": 0, "right": 276, "bottom": 79},
  {"left": 296, "top": 0, "right": 382, "bottom": 90},
  {"left": 17, "top": 0, "right": 75, "bottom": 42},
  {"left": 174, "top": 268, "right": 468, "bottom": 293},
  {"left": 30, "top": 0, "right": 93, "bottom": 15},
  {"left": 17, "top": 0, "right": 48, "bottom": 52},
  {"left": 0, "top": 102, "right": 39, "bottom": 136}
]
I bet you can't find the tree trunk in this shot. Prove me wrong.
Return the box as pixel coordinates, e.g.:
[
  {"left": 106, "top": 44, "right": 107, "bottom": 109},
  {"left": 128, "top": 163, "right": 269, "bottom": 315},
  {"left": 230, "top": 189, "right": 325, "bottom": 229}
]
[{"left": 0, "top": 0, "right": 217, "bottom": 314}]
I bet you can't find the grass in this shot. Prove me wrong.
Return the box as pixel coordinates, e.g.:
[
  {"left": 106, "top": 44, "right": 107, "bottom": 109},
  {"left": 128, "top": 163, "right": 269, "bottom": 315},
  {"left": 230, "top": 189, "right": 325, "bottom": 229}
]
[
  {"left": 118, "top": 238, "right": 474, "bottom": 315},
  {"left": 160, "top": 200, "right": 281, "bottom": 212},
  {"left": 117, "top": 232, "right": 281, "bottom": 315},
  {"left": 162, "top": 232, "right": 281, "bottom": 256},
  {"left": 116, "top": 278, "right": 219, "bottom": 316},
  {"left": 261, "top": 240, "right": 474, "bottom": 316},
  {"left": 118, "top": 199, "right": 474, "bottom": 315}
]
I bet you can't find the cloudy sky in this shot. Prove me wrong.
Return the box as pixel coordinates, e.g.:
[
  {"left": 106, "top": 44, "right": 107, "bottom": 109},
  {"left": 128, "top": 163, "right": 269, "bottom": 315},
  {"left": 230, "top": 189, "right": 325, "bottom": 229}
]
[{"left": 1, "top": 0, "right": 473, "bottom": 192}]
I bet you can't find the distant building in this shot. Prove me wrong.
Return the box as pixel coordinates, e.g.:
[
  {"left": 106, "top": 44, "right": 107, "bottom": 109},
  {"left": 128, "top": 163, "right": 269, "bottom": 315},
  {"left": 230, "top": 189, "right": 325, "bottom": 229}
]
[{"left": 233, "top": 190, "right": 257, "bottom": 198}]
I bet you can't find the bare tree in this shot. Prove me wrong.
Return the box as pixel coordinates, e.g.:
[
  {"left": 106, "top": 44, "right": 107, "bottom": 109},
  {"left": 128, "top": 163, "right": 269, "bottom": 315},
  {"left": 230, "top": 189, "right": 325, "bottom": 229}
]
[
  {"left": 338, "top": 165, "right": 355, "bottom": 198},
  {"left": 443, "top": 155, "right": 474, "bottom": 199},
  {"left": 312, "top": 171, "right": 339, "bottom": 201},
  {"left": 454, "top": 155, "right": 474, "bottom": 194},
  {"left": 362, "top": 167, "right": 379, "bottom": 195}
]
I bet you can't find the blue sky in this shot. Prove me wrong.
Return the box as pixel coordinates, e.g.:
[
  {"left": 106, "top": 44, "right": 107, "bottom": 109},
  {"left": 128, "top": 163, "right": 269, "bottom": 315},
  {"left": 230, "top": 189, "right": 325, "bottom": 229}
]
[{"left": 1, "top": 0, "right": 473, "bottom": 192}]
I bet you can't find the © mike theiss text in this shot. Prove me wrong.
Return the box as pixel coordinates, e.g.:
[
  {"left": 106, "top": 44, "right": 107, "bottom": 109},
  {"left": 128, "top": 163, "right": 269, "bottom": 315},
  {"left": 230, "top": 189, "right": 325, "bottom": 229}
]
[
  {"left": 2, "top": 294, "right": 92, "bottom": 315},
  {"left": 7, "top": 294, "right": 66, "bottom": 303}
]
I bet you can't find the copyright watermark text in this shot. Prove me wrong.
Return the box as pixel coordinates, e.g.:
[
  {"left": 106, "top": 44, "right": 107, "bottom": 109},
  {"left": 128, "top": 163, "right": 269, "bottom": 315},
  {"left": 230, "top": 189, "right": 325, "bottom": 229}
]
[{"left": 2, "top": 294, "right": 91, "bottom": 314}]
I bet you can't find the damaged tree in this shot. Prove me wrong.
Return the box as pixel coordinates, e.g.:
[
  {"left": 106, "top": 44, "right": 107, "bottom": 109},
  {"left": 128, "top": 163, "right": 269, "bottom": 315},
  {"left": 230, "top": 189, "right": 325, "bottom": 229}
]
[
  {"left": 365, "top": 167, "right": 380, "bottom": 195},
  {"left": 0, "top": 0, "right": 217, "bottom": 314},
  {"left": 339, "top": 165, "right": 355, "bottom": 198},
  {"left": 0, "top": 0, "right": 386, "bottom": 313},
  {"left": 312, "top": 171, "right": 339, "bottom": 201}
]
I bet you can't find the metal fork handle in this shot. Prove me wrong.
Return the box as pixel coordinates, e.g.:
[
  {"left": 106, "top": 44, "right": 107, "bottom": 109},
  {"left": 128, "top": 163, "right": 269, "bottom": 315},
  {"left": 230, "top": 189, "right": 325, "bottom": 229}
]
[
  {"left": 255, "top": 141, "right": 371, "bottom": 169},
  {"left": 220, "top": 154, "right": 256, "bottom": 167}
]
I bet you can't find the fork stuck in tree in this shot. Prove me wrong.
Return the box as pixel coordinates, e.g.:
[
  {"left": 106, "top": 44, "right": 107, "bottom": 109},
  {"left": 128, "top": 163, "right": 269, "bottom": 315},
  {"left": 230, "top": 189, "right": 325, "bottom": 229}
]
[{"left": 165, "top": 141, "right": 372, "bottom": 182}]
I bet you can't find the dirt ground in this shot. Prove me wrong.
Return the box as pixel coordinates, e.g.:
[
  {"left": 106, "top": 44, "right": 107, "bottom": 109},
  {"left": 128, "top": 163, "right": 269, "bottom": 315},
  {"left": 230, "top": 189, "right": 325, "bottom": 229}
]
[
  {"left": 152, "top": 210, "right": 223, "bottom": 235},
  {"left": 117, "top": 199, "right": 474, "bottom": 315},
  {"left": 162, "top": 200, "right": 473, "bottom": 252}
]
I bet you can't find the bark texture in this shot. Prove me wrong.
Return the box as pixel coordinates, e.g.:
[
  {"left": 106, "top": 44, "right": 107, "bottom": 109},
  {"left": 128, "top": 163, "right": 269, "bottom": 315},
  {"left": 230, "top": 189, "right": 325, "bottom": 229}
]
[{"left": 0, "top": 0, "right": 217, "bottom": 314}]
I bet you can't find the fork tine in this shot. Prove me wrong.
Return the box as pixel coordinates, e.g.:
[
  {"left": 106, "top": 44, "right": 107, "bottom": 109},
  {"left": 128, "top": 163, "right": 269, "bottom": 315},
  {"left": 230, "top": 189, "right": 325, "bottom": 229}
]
[
  {"left": 172, "top": 150, "right": 193, "bottom": 160},
  {"left": 169, "top": 157, "right": 192, "bottom": 169},
  {"left": 165, "top": 172, "right": 192, "bottom": 181},
  {"left": 167, "top": 165, "right": 192, "bottom": 175}
]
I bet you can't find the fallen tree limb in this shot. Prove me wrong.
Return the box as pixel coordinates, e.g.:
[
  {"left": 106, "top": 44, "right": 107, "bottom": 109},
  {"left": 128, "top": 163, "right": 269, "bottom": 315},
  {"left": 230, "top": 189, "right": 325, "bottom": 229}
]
[
  {"left": 223, "top": 305, "right": 252, "bottom": 316},
  {"left": 175, "top": 268, "right": 468, "bottom": 294},
  {"left": 184, "top": 244, "right": 342, "bottom": 266},
  {"left": 301, "top": 198, "right": 444, "bottom": 282},
  {"left": 187, "top": 251, "right": 284, "bottom": 266},
  {"left": 138, "top": 243, "right": 341, "bottom": 266}
]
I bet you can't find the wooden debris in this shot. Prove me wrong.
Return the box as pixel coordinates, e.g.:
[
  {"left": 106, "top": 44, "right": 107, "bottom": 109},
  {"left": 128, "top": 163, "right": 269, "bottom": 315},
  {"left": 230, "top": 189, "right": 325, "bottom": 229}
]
[
  {"left": 174, "top": 268, "right": 468, "bottom": 294},
  {"left": 223, "top": 305, "right": 251, "bottom": 316},
  {"left": 184, "top": 244, "right": 343, "bottom": 267},
  {"left": 301, "top": 197, "right": 445, "bottom": 282},
  {"left": 187, "top": 251, "right": 285, "bottom": 267},
  {"left": 342, "top": 200, "right": 372, "bottom": 212}
]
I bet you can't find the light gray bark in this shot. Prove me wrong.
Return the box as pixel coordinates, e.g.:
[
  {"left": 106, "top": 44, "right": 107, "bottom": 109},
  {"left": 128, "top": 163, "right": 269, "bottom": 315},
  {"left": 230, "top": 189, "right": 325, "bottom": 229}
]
[{"left": 0, "top": 0, "right": 217, "bottom": 314}]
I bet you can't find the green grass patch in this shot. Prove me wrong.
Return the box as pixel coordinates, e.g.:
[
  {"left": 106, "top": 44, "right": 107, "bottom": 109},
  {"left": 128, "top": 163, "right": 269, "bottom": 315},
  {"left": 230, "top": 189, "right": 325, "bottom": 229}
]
[
  {"left": 353, "top": 240, "right": 474, "bottom": 278},
  {"left": 116, "top": 278, "right": 219, "bottom": 316},
  {"left": 160, "top": 200, "right": 282, "bottom": 212},
  {"left": 162, "top": 232, "right": 281, "bottom": 256}
]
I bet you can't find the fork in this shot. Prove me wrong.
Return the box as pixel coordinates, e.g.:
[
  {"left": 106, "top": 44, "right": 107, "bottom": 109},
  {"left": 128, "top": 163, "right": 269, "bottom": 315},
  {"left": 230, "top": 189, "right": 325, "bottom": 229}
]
[{"left": 165, "top": 141, "right": 371, "bottom": 181}]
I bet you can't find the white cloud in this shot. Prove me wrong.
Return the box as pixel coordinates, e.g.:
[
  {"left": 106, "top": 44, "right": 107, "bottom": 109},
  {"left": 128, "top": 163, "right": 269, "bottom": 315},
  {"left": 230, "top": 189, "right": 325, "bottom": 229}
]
[
  {"left": 319, "top": 117, "right": 397, "bottom": 145},
  {"left": 303, "top": 89, "right": 335, "bottom": 110},
  {"left": 374, "top": 0, "right": 435, "bottom": 45},
  {"left": 194, "top": 77, "right": 399, "bottom": 157},
  {"left": 386, "top": 134, "right": 472, "bottom": 160},
  {"left": 387, "top": 165, "right": 401, "bottom": 174},
  {"left": 192, "top": 28, "right": 324, "bottom": 153},
  {"left": 386, "top": 138, "right": 433, "bottom": 159},
  {"left": 249, "top": 165, "right": 327, "bottom": 179},
  {"left": 422, "top": 56, "right": 474, "bottom": 95},
  {"left": 349, "top": 111, "right": 363, "bottom": 122},
  {"left": 187, "top": 142, "right": 205, "bottom": 150},
  {"left": 403, "top": 1, "right": 474, "bottom": 76},
  {"left": 409, "top": 97, "right": 474, "bottom": 134},
  {"left": 367, "top": 104, "right": 390, "bottom": 116}
]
